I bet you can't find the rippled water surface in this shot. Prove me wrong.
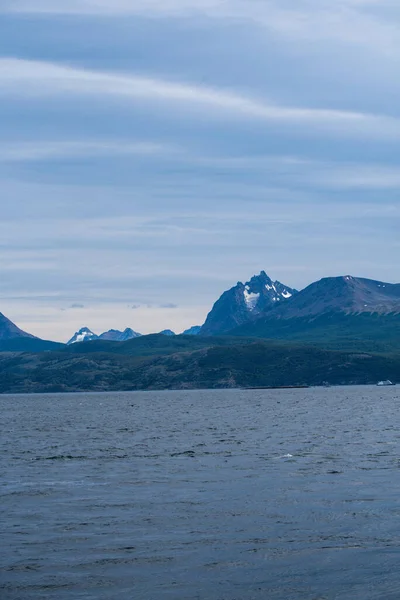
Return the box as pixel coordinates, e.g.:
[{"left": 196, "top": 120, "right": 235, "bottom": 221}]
[{"left": 2, "top": 386, "right": 400, "bottom": 599}]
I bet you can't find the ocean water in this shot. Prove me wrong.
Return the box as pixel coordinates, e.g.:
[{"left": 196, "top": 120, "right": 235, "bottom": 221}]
[{"left": 1, "top": 386, "right": 400, "bottom": 600}]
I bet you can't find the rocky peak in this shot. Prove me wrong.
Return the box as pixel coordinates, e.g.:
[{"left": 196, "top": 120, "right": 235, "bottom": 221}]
[
  {"left": 200, "top": 271, "right": 297, "bottom": 336},
  {"left": 67, "top": 327, "right": 98, "bottom": 345}
]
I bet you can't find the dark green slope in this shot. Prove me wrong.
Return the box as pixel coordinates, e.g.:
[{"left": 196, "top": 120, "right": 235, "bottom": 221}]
[
  {"left": 0, "top": 333, "right": 256, "bottom": 357},
  {"left": 230, "top": 312, "right": 400, "bottom": 353},
  {"left": 0, "top": 340, "right": 399, "bottom": 393},
  {"left": 62, "top": 333, "right": 257, "bottom": 357},
  {"left": 0, "top": 338, "right": 64, "bottom": 352}
]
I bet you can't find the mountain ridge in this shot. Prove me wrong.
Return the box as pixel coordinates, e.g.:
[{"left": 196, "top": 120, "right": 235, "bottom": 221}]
[
  {"left": 1, "top": 272, "right": 399, "bottom": 352},
  {"left": 263, "top": 275, "right": 400, "bottom": 320},
  {"left": 230, "top": 275, "right": 400, "bottom": 349},
  {"left": 0, "top": 340, "right": 398, "bottom": 393}
]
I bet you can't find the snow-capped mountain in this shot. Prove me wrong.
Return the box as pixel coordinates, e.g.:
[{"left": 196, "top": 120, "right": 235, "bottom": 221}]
[
  {"left": 98, "top": 328, "right": 142, "bottom": 342},
  {"left": 67, "top": 327, "right": 98, "bottom": 345},
  {"left": 68, "top": 327, "right": 142, "bottom": 344},
  {"left": 200, "top": 271, "right": 297, "bottom": 336},
  {"left": 232, "top": 275, "right": 400, "bottom": 340}
]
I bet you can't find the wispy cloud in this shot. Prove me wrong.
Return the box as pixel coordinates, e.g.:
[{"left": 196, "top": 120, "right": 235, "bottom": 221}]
[
  {"left": 4, "top": 0, "right": 400, "bottom": 57},
  {"left": 1, "top": 1, "right": 399, "bottom": 341},
  {"left": 202, "top": 155, "right": 400, "bottom": 190},
  {"left": 4, "top": 140, "right": 400, "bottom": 191},
  {"left": 1, "top": 58, "right": 400, "bottom": 139},
  {"left": 0, "top": 140, "right": 177, "bottom": 162}
]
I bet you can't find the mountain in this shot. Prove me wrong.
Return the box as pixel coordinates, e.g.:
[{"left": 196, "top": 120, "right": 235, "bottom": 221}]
[
  {"left": 264, "top": 276, "right": 400, "bottom": 319},
  {"left": 98, "top": 328, "right": 141, "bottom": 342},
  {"left": 182, "top": 326, "right": 202, "bottom": 336},
  {"left": 0, "top": 312, "right": 36, "bottom": 340},
  {"left": 67, "top": 327, "right": 98, "bottom": 345},
  {"left": 0, "top": 311, "right": 64, "bottom": 352},
  {"left": 231, "top": 276, "right": 400, "bottom": 351},
  {"left": 200, "top": 271, "right": 297, "bottom": 336},
  {"left": 159, "top": 329, "right": 176, "bottom": 336}
]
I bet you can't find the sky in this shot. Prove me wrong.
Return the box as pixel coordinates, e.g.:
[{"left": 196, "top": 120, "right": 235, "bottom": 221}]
[{"left": 1, "top": 0, "right": 400, "bottom": 342}]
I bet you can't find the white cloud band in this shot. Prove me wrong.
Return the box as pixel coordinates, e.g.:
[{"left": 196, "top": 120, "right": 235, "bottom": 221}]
[{"left": 1, "top": 58, "right": 399, "bottom": 139}]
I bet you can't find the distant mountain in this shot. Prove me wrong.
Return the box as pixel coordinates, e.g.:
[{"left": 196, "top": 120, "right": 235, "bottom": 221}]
[
  {"left": 232, "top": 276, "right": 400, "bottom": 351},
  {"left": 265, "top": 276, "right": 400, "bottom": 319},
  {"left": 0, "top": 311, "right": 64, "bottom": 352},
  {"left": 200, "top": 271, "right": 297, "bottom": 336},
  {"left": 98, "top": 328, "right": 142, "bottom": 342},
  {"left": 0, "top": 312, "right": 36, "bottom": 340},
  {"left": 159, "top": 329, "right": 176, "bottom": 336},
  {"left": 67, "top": 327, "right": 98, "bottom": 345},
  {"left": 182, "top": 326, "right": 202, "bottom": 336}
]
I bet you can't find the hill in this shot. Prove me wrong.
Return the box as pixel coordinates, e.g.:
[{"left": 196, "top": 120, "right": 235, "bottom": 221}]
[
  {"left": 61, "top": 333, "right": 257, "bottom": 357},
  {"left": 0, "top": 340, "right": 398, "bottom": 393},
  {"left": 0, "top": 337, "right": 64, "bottom": 352},
  {"left": 231, "top": 312, "right": 400, "bottom": 353}
]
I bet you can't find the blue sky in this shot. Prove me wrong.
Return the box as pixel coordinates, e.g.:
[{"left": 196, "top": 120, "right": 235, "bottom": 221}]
[{"left": 1, "top": 0, "right": 399, "bottom": 341}]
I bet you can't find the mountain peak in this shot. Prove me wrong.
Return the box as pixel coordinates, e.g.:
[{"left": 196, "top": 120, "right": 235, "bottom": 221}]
[
  {"left": 0, "top": 312, "right": 36, "bottom": 341},
  {"left": 67, "top": 327, "right": 98, "bottom": 345},
  {"left": 200, "top": 271, "right": 297, "bottom": 335},
  {"left": 98, "top": 328, "right": 142, "bottom": 341}
]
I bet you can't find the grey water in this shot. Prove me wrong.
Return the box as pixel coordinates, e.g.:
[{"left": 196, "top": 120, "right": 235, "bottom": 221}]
[{"left": 1, "top": 387, "right": 400, "bottom": 600}]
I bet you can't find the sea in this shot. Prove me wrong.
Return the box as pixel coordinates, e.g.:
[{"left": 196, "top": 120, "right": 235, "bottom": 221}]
[{"left": 1, "top": 386, "right": 400, "bottom": 600}]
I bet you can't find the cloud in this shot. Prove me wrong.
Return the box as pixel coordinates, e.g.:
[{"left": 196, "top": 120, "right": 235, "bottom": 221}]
[
  {"left": 4, "top": 141, "right": 400, "bottom": 191},
  {"left": 70, "top": 303, "right": 85, "bottom": 308},
  {"left": 4, "top": 1, "right": 400, "bottom": 59},
  {"left": 184, "top": 154, "right": 400, "bottom": 190},
  {"left": 160, "top": 303, "right": 178, "bottom": 309},
  {"left": 1, "top": 58, "right": 400, "bottom": 139},
  {"left": 0, "top": 141, "right": 177, "bottom": 162}
]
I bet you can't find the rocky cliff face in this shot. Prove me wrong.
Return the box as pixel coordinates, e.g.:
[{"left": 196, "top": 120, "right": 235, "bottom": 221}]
[{"left": 200, "top": 271, "right": 297, "bottom": 336}]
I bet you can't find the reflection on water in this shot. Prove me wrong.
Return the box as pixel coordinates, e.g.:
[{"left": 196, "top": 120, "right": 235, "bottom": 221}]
[{"left": 1, "top": 386, "right": 400, "bottom": 599}]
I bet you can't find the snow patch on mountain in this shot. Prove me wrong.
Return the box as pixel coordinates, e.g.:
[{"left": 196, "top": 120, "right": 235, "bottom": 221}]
[
  {"left": 67, "top": 327, "right": 98, "bottom": 345},
  {"left": 200, "top": 270, "right": 298, "bottom": 336},
  {"left": 243, "top": 287, "right": 260, "bottom": 311}
]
